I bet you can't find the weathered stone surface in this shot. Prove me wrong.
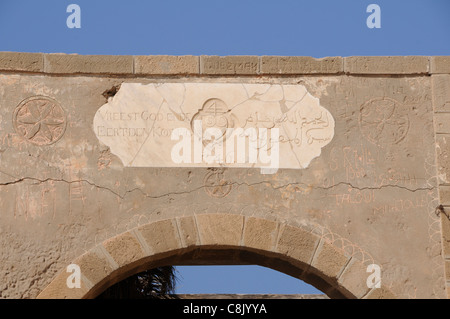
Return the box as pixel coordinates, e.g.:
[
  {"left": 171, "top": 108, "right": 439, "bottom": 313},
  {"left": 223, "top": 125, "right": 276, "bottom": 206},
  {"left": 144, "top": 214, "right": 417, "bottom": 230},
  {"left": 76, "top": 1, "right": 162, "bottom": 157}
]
[
  {"left": 435, "top": 113, "right": 450, "bottom": 134},
  {"left": 439, "top": 186, "right": 450, "bottom": 206},
  {"left": 445, "top": 260, "right": 450, "bottom": 281},
  {"left": 37, "top": 269, "right": 90, "bottom": 299},
  {"left": 431, "top": 56, "right": 450, "bottom": 74},
  {"left": 344, "top": 56, "right": 429, "bottom": 74},
  {"left": 441, "top": 214, "right": 450, "bottom": 259},
  {"left": 436, "top": 135, "right": 450, "bottom": 185},
  {"left": 135, "top": 55, "right": 199, "bottom": 75},
  {"left": 261, "top": 56, "right": 342, "bottom": 74},
  {"left": 432, "top": 75, "right": 450, "bottom": 112},
  {"left": 364, "top": 286, "right": 397, "bottom": 299},
  {"left": 0, "top": 52, "right": 43, "bottom": 72},
  {"left": 74, "top": 247, "right": 116, "bottom": 287},
  {"left": 242, "top": 217, "right": 278, "bottom": 252},
  {"left": 102, "top": 232, "right": 145, "bottom": 267},
  {"left": 177, "top": 216, "right": 200, "bottom": 247},
  {"left": 337, "top": 259, "right": 372, "bottom": 299},
  {"left": 201, "top": 56, "right": 259, "bottom": 75},
  {"left": 310, "top": 240, "right": 350, "bottom": 281},
  {"left": 0, "top": 54, "right": 449, "bottom": 300},
  {"left": 44, "top": 54, "right": 133, "bottom": 74},
  {"left": 196, "top": 214, "right": 244, "bottom": 247},
  {"left": 276, "top": 225, "right": 320, "bottom": 265},
  {"left": 138, "top": 219, "right": 182, "bottom": 255}
]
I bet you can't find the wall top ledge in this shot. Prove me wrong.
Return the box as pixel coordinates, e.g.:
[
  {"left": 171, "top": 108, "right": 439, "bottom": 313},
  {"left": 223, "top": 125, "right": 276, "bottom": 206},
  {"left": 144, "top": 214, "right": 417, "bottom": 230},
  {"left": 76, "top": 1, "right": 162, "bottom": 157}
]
[{"left": 0, "top": 52, "right": 449, "bottom": 76}]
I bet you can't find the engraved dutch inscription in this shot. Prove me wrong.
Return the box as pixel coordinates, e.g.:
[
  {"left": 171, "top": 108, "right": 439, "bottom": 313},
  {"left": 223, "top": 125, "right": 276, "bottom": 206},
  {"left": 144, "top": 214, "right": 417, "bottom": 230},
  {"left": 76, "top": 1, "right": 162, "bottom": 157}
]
[{"left": 93, "top": 82, "right": 335, "bottom": 172}]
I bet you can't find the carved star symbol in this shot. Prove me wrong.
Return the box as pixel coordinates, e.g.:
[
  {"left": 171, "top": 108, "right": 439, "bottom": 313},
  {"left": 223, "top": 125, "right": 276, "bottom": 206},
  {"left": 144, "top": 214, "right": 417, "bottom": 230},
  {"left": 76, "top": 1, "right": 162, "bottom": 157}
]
[{"left": 16, "top": 98, "right": 65, "bottom": 144}]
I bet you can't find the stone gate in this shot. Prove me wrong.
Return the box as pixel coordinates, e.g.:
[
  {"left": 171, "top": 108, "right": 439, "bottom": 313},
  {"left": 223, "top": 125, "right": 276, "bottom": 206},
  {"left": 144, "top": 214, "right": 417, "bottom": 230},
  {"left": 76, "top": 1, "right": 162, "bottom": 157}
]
[{"left": 0, "top": 53, "right": 449, "bottom": 299}]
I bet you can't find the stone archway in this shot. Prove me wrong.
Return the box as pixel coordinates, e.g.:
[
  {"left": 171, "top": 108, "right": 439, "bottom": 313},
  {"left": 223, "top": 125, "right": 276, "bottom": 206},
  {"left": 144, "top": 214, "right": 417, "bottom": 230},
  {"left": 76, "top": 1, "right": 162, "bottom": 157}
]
[{"left": 37, "top": 214, "right": 396, "bottom": 299}]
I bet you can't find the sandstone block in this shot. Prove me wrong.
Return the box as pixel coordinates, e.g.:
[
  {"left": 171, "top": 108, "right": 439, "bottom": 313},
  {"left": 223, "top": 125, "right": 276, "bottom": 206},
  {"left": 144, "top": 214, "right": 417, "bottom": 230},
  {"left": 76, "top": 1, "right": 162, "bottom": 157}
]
[
  {"left": 0, "top": 52, "right": 43, "bottom": 72},
  {"left": 276, "top": 224, "right": 320, "bottom": 265},
  {"left": 242, "top": 217, "right": 278, "bottom": 252},
  {"left": 138, "top": 219, "right": 182, "bottom": 255},
  {"left": 311, "top": 240, "right": 350, "bottom": 281},
  {"left": 196, "top": 214, "right": 244, "bottom": 246},
  {"left": 261, "top": 56, "right": 342, "bottom": 74},
  {"left": 344, "top": 56, "right": 429, "bottom": 74},
  {"left": 102, "top": 231, "right": 145, "bottom": 267},
  {"left": 436, "top": 135, "right": 450, "bottom": 184},
  {"left": 135, "top": 55, "right": 199, "bottom": 75},
  {"left": 177, "top": 216, "right": 200, "bottom": 247},
  {"left": 432, "top": 75, "right": 450, "bottom": 112},
  {"left": 201, "top": 56, "right": 259, "bottom": 75},
  {"left": 337, "top": 259, "right": 372, "bottom": 298},
  {"left": 435, "top": 113, "right": 450, "bottom": 134},
  {"left": 431, "top": 56, "right": 450, "bottom": 74},
  {"left": 44, "top": 54, "right": 133, "bottom": 74}
]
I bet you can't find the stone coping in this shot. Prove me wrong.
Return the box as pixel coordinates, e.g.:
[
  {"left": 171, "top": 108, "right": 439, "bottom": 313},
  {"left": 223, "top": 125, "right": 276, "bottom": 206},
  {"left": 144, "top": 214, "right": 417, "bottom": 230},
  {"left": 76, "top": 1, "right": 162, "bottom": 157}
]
[{"left": 0, "top": 52, "right": 449, "bottom": 75}]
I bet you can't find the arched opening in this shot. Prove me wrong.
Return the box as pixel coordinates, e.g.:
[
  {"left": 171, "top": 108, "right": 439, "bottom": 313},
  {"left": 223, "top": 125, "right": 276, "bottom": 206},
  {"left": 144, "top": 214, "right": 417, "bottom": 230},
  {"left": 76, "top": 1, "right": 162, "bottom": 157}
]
[
  {"left": 173, "top": 265, "right": 324, "bottom": 295},
  {"left": 37, "top": 214, "right": 396, "bottom": 299},
  {"left": 96, "top": 262, "right": 328, "bottom": 299},
  {"left": 84, "top": 246, "right": 349, "bottom": 299}
]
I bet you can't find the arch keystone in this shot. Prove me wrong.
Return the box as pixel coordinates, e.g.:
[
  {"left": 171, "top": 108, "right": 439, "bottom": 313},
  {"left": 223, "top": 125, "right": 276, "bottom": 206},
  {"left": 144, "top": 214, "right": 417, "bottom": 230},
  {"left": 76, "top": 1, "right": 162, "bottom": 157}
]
[{"left": 195, "top": 214, "right": 244, "bottom": 247}]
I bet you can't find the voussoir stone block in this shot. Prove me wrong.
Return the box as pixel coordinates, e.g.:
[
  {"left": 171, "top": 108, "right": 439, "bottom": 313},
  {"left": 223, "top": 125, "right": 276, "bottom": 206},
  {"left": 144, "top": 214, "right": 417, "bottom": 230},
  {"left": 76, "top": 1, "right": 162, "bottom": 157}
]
[
  {"left": 276, "top": 224, "right": 320, "bottom": 266},
  {"left": 364, "top": 286, "right": 397, "bottom": 299},
  {"left": 102, "top": 231, "right": 145, "bottom": 267},
  {"left": 176, "top": 216, "right": 201, "bottom": 248},
  {"left": 74, "top": 248, "right": 116, "bottom": 288},
  {"left": 310, "top": 240, "right": 351, "bottom": 282},
  {"left": 261, "top": 56, "right": 342, "bottom": 74},
  {"left": 337, "top": 259, "right": 372, "bottom": 299},
  {"left": 138, "top": 219, "right": 182, "bottom": 255},
  {"left": 0, "top": 52, "right": 43, "bottom": 72},
  {"left": 242, "top": 217, "right": 279, "bottom": 252},
  {"left": 37, "top": 268, "right": 90, "bottom": 299},
  {"left": 134, "top": 55, "right": 199, "bottom": 75},
  {"left": 196, "top": 214, "right": 244, "bottom": 246},
  {"left": 344, "top": 56, "right": 429, "bottom": 74},
  {"left": 44, "top": 53, "right": 133, "bottom": 74}
]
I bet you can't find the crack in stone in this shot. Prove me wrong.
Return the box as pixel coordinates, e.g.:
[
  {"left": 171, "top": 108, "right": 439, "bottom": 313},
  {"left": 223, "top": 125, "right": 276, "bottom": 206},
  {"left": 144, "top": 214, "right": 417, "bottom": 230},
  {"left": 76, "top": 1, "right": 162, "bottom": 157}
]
[{"left": 0, "top": 175, "right": 436, "bottom": 201}]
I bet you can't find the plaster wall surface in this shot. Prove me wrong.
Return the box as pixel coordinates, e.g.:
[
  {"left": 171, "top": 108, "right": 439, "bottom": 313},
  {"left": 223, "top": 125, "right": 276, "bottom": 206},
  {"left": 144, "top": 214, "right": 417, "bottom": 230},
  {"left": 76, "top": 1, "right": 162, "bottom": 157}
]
[{"left": 0, "top": 53, "right": 449, "bottom": 299}]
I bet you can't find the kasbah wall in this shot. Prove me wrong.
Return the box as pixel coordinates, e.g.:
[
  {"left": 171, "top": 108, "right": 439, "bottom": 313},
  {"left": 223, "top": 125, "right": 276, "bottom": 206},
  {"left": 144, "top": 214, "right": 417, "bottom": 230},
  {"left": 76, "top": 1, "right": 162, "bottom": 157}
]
[{"left": 0, "top": 53, "right": 450, "bottom": 299}]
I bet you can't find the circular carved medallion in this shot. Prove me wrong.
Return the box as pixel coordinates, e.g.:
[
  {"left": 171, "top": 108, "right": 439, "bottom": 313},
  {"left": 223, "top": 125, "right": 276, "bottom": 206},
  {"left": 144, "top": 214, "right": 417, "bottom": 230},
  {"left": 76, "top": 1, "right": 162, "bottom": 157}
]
[
  {"left": 359, "top": 97, "right": 409, "bottom": 146},
  {"left": 204, "top": 170, "right": 232, "bottom": 198},
  {"left": 191, "top": 98, "right": 236, "bottom": 146},
  {"left": 13, "top": 96, "right": 67, "bottom": 146}
]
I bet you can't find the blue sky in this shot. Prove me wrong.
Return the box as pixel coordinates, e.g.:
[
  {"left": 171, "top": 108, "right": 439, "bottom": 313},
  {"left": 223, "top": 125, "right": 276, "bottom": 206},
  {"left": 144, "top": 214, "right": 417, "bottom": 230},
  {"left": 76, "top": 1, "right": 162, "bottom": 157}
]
[{"left": 1, "top": 0, "right": 449, "bottom": 295}]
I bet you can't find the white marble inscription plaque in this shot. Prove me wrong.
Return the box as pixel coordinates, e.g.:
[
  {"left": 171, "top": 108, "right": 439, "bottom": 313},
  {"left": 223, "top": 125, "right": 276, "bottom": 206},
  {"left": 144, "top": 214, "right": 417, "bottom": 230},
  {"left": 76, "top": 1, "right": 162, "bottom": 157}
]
[{"left": 93, "top": 83, "right": 335, "bottom": 172}]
